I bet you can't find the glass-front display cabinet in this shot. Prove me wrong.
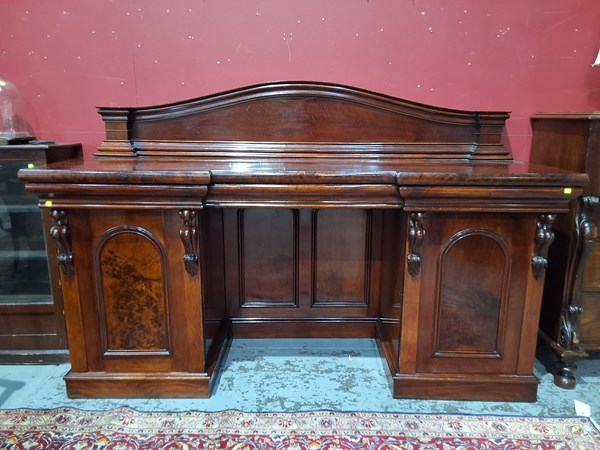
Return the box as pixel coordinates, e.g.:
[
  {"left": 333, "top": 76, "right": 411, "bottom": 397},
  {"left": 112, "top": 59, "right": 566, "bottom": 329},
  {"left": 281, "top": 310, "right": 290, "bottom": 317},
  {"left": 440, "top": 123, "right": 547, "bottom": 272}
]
[
  {"left": 0, "top": 143, "right": 81, "bottom": 362},
  {"left": 0, "top": 76, "right": 81, "bottom": 362}
]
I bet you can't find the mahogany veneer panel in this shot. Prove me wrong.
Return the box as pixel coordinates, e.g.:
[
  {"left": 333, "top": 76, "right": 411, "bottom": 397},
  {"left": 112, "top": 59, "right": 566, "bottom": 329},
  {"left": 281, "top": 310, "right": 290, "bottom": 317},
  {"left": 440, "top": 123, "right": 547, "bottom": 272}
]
[
  {"left": 241, "top": 209, "right": 297, "bottom": 307},
  {"left": 437, "top": 232, "right": 506, "bottom": 355},
  {"left": 582, "top": 246, "right": 600, "bottom": 288},
  {"left": 313, "top": 209, "right": 370, "bottom": 306}
]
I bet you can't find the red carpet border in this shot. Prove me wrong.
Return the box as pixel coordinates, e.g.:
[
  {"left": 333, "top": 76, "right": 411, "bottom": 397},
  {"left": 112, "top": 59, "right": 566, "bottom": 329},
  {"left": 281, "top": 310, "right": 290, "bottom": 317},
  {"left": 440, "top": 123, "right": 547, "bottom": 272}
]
[{"left": 0, "top": 408, "right": 599, "bottom": 449}]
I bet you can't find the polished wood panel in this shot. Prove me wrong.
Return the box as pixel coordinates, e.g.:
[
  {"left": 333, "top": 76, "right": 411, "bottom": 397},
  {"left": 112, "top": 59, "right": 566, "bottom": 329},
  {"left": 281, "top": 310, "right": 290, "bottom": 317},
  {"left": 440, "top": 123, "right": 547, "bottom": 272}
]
[
  {"left": 582, "top": 246, "right": 600, "bottom": 288},
  {"left": 579, "top": 293, "right": 600, "bottom": 344},
  {"left": 240, "top": 209, "right": 297, "bottom": 307},
  {"left": 377, "top": 210, "right": 406, "bottom": 373},
  {"left": 436, "top": 232, "right": 508, "bottom": 356},
  {"left": 18, "top": 82, "right": 588, "bottom": 400},
  {"left": 313, "top": 209, "right": 369, "bottom": 306},
  {"left": 199, "top": 209, "right": 227, "bottom": 359},
  {"left": 98, "top": 82, "right": 510, "bottom": 160}
]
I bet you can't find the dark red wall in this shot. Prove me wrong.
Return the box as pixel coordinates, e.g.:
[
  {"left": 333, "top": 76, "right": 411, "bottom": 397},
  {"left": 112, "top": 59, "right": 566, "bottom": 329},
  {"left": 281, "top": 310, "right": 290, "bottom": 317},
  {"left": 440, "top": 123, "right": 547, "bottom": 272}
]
[{"left": 1, "top": 1, "right": 598, "bottom": 161}]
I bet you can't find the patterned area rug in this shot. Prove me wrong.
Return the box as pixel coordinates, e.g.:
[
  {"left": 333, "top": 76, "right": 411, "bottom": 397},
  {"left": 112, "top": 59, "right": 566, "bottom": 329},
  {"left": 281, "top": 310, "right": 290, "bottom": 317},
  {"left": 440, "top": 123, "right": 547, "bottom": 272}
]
[{"left": 0, "top": 408, "right": 599, "bottom": 449}]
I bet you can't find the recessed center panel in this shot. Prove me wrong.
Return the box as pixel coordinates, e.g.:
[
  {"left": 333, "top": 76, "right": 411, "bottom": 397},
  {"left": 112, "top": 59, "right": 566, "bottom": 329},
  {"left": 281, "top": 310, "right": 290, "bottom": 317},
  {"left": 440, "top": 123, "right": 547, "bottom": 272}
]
[
  {"left": 240, "top": 209, "right": 298, "bottom": 307},
  {"left": 313, "top": 209, "right": 370, "bottom": 306}
]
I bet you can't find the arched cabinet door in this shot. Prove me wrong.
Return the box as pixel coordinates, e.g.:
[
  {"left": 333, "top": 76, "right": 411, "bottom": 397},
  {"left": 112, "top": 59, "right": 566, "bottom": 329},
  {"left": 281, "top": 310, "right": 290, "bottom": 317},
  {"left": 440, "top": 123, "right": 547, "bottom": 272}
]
[
  {"left": 57, "top": 208, "right": 211, "bottom": 393},
  {"left": 413, "top": 212, "right": 536, "bottom": 375}
]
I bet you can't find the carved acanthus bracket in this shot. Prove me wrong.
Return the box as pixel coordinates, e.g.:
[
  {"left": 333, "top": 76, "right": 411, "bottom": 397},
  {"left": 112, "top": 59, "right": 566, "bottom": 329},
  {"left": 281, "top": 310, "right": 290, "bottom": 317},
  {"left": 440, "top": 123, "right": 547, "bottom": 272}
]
[
  {"left": 557, "top": 305, "right": 583, "bottom": 351},
  {"left": 49, "top": 209, "right": 74, "bottom": 277},
  {"left": 531, "top": 213, "right": 556, "bottom": 279},
  {"left": 579, "top": 196, "right": 599, "bottom": 242},
  {"left": 179, "top": 210, "right": 199, "bottom": 276},
  {"left": 407, "top": 212, "right": 425, "bottom": 277}
]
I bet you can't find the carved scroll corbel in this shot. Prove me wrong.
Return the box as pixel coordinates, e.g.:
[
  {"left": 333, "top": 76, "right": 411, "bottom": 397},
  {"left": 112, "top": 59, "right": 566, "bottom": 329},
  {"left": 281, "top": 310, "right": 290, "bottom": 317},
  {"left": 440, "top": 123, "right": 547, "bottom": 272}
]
[
  {"left": 179, "top": 210, "right": 199, "bottom": 276},
  {"left": 531, "top": 213, "right": 556, "bottom": 279},
  {"left": 578, "top": 196, "right": 599, "bottom": 243},
  {"left": 557, "top": 305, "right": 583, "bottom": 351},
  {"left": 49, "top": 209, "right": 74, "bottom": 277},
  {"left": 407, "top": 212, "right": 425, "bottom": 277}
]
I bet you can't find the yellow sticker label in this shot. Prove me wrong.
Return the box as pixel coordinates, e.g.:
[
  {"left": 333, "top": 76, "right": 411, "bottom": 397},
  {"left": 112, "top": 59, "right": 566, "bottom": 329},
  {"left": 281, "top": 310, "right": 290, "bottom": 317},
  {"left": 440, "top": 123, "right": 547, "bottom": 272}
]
[
  {"left": 27, "top": 163, "right": 35, "bottom": 168},
  {"left": 44, "top": 200, "right": 53, "bottom": 207},
  {"left": 564, "top": 187, "right": 573, "bottom": 195}
]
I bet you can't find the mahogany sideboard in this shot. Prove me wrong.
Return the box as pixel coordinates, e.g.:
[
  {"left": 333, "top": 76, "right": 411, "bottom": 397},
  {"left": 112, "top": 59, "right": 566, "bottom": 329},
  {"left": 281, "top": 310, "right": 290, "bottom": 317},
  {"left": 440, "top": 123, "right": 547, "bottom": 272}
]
[{"left": 18, "top": 82, "right": 587, "bottom": 401}]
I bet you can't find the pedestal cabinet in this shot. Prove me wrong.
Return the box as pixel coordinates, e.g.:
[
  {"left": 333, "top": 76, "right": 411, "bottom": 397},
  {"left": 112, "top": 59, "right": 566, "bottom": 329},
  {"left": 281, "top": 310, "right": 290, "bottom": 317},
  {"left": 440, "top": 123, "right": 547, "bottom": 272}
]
[
  {"left": 530, "top": 113, "right": 600, "bottom": 388},
  {"left": 0, "top": 142, "right": 81, "bottom": 363}
]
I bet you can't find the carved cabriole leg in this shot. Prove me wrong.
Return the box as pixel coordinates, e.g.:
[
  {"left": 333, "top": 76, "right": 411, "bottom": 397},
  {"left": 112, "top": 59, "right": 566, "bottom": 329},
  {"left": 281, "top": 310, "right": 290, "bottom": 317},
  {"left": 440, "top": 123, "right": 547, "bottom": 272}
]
[
  {"left": 179, "top": 210, "right": 200, "bottom": 276},
  {"left": 49, "top": 209, "right": 74, "bottom": 277},
  {"left": 553, "top": 196, "right": 599, "bottom": 389}
]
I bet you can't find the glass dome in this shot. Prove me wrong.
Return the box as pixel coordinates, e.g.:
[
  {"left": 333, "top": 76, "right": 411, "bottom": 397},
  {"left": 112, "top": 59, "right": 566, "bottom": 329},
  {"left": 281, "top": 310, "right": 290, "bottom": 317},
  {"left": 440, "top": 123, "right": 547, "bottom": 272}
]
[{"left": 0, "top": 77, "right": 35, "bottom": 144}]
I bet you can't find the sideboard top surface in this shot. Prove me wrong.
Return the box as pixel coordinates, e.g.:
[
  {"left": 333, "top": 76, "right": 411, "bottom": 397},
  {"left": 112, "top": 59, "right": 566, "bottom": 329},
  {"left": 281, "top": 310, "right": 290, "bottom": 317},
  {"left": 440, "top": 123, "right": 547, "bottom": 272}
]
[
  {"left": 18, "top": 81, "right": 588, "bottom": 204},
  {"left": 19, "top": 156, "right": 588, "bottom": 188}
]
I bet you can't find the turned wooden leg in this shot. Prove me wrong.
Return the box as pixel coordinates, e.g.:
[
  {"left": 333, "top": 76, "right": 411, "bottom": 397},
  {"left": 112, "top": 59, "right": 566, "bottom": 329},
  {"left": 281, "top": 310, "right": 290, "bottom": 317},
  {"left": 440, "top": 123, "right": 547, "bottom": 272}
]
[
  {"left": 553, "top": 357, "right": 579, "bottom": 389},
  {"left": 552, "top": 305, "right": 587, "bottom": 389}
]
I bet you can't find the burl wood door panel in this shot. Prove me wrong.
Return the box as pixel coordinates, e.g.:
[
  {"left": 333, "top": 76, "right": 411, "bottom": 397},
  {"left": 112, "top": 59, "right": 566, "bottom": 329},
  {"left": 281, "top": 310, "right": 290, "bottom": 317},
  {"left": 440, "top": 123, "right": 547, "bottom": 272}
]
[
  {"left": 66, "top": 209, "right": 204, "bottom": 373},
  {"left": 415, "top": 212, "right": 535, "bottom": 374},
  {"left": 97, "top": 228, "right": 169, "bottom": 353}
]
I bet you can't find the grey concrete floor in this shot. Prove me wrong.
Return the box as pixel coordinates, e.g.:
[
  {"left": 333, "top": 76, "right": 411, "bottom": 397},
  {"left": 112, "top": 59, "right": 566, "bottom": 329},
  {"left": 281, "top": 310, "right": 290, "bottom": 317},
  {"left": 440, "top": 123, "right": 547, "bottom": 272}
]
[{"left": 0, "top": 339, "right": 598, "bottom": 421}]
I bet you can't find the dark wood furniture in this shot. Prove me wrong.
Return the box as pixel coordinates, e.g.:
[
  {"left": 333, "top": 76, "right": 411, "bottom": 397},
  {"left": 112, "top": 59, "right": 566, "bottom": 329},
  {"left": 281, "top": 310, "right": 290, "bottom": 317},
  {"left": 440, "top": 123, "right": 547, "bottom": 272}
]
[
  {"left": 530, "top": 113, "right": 600, "bottom": 388},
  {"left": 19, "top": 82, "right": 587, "bottom": 401},
  {"left": 0, "top": 142, "right": 81, "bottom": 363}
]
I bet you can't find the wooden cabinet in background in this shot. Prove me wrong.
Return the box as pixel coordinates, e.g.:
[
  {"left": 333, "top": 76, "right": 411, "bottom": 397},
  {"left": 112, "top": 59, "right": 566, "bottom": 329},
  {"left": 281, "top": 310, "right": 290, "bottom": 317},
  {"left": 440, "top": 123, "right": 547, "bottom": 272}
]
[
  {"left": 530, "top": 113, "right": 600, "bottom": 388},
  {"left": 0, "top": 143, "right": 81, "bottom": 363}
]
